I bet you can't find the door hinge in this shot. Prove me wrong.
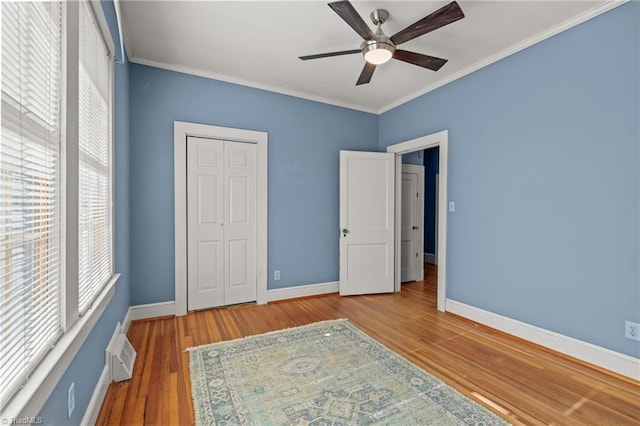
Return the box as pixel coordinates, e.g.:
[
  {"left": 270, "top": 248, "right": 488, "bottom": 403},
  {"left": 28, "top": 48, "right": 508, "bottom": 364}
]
[
  {"left": 416, "top": 192, "right": 419, "bottom": 197},
  {"left": 416, "top": 252, "right": 419, "bottom": 257}
]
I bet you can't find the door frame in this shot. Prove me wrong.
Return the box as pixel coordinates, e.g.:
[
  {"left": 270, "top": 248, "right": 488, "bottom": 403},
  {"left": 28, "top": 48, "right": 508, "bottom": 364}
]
[
  {"left": 401, "top": 164, "right": 425, "bottom": 282},
  {"left": 387, "top": 130, "right": 448, "bottom": 312},
  {"left": 174, "top": 121, "right": 268, "bottom": 316}
]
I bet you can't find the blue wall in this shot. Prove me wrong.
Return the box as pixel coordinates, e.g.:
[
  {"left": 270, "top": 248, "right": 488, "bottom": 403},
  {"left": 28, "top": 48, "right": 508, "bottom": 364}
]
[
  {"left": 379, "top": 2, "right": 639, "bottom": 357},
  {"left": 38, "top": 2, "right": 130, "bottom": 423},
  {"left": 402, "top": 150, "right": 423, "bottom": 165},
  {"left": 129, "top": 66, "right": 378, "bottom": 304}
]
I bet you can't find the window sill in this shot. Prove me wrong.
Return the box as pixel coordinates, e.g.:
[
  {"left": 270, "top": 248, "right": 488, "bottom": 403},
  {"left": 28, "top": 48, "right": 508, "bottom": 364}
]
[{"left": 1, "top": 273, "right": 120, "bottom": 419}]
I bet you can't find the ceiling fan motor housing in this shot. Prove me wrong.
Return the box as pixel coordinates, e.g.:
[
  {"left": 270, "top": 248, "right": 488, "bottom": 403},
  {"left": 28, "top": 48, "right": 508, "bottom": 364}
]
[{"left": 370, "top": 9, "right": 389, "bottom": 26}]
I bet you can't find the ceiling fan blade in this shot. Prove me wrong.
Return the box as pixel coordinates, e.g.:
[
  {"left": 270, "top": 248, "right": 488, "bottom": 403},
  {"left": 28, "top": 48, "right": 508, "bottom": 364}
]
[
  {"left": 356, "top": 62, "right": 376, "bottom": 86},
  {"left": 328, "top": 1, "right": 375, "bottom": 41},
  {"left": 394, "top": 50, "right": 448, "bottom": 71},
  {"left": 299, "top": 49, "right": 361, "bottom": 61},
  {"left": 390, "top": 1, "right": 464, "bottom": 46}
]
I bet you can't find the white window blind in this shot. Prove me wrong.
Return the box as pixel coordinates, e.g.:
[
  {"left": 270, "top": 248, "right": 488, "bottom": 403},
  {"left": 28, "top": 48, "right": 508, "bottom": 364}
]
[
  {"left": 0, "top": 1, "right": 63, "bottom": 407},
  {"left": 78, "top": 1, "right": 112, "bottom": 314}
]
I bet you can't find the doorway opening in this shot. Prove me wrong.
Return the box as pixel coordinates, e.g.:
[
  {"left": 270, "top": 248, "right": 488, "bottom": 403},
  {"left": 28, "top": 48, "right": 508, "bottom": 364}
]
[
  {"left": 387, "top": 130, "right": 448, "bottom": 312},
  {"left": 400, "top": 149, "right": 439, "bottom": 308}
]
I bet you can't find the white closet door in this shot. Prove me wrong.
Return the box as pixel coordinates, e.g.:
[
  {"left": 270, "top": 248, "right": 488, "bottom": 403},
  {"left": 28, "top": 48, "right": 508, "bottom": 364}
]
[
  {"left": 224, "top": 141, "right": 257, "bottom": 305},
  {"left": 187, "top": 136, "right": 225, "bottom": 310}
]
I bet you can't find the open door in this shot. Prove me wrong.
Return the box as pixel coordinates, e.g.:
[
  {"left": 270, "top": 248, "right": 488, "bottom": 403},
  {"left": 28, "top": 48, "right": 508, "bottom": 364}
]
[{"left": 339, "top": 151, "right": 395, "bottom": 295}]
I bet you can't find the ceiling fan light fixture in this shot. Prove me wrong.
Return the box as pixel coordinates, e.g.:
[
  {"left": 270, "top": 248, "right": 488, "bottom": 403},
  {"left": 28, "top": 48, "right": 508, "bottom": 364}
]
[
  {"left": 299, "top": 2, "right": 465, "bottom": 85},
  {"left": 361, "top": 40, "right": 395, "bottom": 65}
]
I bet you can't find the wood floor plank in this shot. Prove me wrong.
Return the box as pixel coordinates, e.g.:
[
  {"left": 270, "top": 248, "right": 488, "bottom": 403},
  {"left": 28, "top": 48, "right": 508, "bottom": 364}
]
[{"left": 97, "top": 266, "right": 640, "bottom": 425}]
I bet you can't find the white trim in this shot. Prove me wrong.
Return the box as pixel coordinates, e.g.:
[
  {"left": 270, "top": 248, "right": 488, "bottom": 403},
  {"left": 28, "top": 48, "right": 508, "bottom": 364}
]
[
  {"left": 446, "top": 299, "right": 640, "bottom": 381},
  {"left": 1, "top": 275, "right": 118, "bottom": 419},
  {"left": 80, "top": 365, "right": 110, "bottom": 426},
  {"left": 386, "top": 131, "right": 448, "bottom": 155},
  {"left": 123, "top": 301, "right": 177, "bottom": 331},
  {"left": 88, "top": 0, "right": 115, "bottom": 57},
  {"left": 111, "top": 0, "right": 127, "bottom": 62},
  {"left": 62, "top": 0, "right": 81, "bottom": 332},
  {"left": 378, "top": 1, "right": 628, "bottom": 113},
  {"left": 267, "top": 282, "right": 339, "bottom": 302},
  {"left": 124, "top": 283, "right": 338, "bottom": 323},
  {"left": 122, "top": 306, "right": 133, "bottom": 334},
  {"left": 131, "top": 57, "right": 378, "bottom": 115},
  {"left": 174, "top": 121, "right": 268, "bottom": 316},
  {"left": 424, "top": 253, "right": 437, "bottom": 265},
  {"left": 394, "top": 155, "right": 402, "bottom": 292},
  {"left": 113, "top": 0, "right": 133, "bottom": 60},
  {"left": 387, "top": 131, "right": 448, "bottom": 312}
]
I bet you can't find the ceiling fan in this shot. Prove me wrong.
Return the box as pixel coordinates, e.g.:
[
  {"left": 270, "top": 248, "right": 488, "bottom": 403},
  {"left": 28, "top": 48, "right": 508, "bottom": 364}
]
[{"left": 299, "top": 1, "right": 465, "bottom": 86}]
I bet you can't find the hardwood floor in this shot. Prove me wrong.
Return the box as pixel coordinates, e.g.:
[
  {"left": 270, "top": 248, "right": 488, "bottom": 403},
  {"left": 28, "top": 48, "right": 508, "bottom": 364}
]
[{"left": 97, "top": 266, "right": 639, "bottom": 425}]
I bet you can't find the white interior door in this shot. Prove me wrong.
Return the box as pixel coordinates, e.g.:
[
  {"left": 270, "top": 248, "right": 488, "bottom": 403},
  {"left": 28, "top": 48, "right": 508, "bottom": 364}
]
[
  {"left": 224, "top": 141, "right": 257, "bottom": 305},
  {"left": 401, "top": 164, "right": 425, "bottom": 282},
  {"left": 187, "top": 136, "right": 224, "bottom": 310},
  {"left": 187, "top": 137, "right": 257, "bottom": 310},
  {"left": 401, "top": 171, "right": 418, "bottom": 282},
  {"left": 339, "top": 151, "right": 395, "bottom": 295}
]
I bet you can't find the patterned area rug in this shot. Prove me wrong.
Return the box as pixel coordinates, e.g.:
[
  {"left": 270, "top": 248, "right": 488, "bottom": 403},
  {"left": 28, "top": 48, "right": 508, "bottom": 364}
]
[{"left": 189, "top": 319, "right": 509, "bottom": 425}]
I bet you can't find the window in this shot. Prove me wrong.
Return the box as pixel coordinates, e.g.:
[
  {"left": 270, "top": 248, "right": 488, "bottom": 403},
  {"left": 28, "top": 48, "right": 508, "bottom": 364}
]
[
  {"left": 0, "top": 0, "right": 114, "bottom": 411},
  {"left": 0, "top": 1, "right": 63, "bottom": 407},
  {"left": 78, "top": 1, "right": 112, "bottom": 314}
]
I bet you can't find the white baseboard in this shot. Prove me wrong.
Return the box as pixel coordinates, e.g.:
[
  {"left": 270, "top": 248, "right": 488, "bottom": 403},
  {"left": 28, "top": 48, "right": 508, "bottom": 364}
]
[
  {"left": 81, "top": 365, "right": 110, "bottom": 426},
  {"left": 123, "top": 301, "right": 176, "bottom": 332},
  {"left": 446, "top": 299, "right": 640, "bottom": 381},
  {"left": 123, "top": 285, "right": 337, "bottom": 328},
  {"left": 122, "top": 308, "right": 133, "bottom": 334},
  {"left": 424, "top": 253, "right": 437, "bottom": 265},
  {"left": 267, "top": 281, "right": 339, "bottom": 302}
]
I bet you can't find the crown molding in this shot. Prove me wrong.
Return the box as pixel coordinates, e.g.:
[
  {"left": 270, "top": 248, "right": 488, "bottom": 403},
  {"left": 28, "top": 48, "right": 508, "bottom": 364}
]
[
  {"left": 129, "top": 57, "right": 378, "bottom": 115},
  {"left": 121, "top": 0, "right": 627, "bottom": 116}
]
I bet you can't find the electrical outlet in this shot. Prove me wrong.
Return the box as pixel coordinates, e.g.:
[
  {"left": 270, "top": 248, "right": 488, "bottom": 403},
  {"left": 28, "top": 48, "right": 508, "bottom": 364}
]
[
  {"left": 625, "top": 321, "right": 640, "bottom": 341},
  {"left": 274, "top": 270, "right": 280, "bottom": 281},
  {"left": 67, "top": 382, "right": 75, "bottom": 418}
]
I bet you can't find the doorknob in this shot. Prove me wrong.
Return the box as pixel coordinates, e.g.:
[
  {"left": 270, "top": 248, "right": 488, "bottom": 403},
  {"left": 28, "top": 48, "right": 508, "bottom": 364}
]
[
  {"left": 342, "top": 228, "right": 349, "bottom": 237},
  {"left": 412, "top": 226, "right": 419, "bottom": 230}
]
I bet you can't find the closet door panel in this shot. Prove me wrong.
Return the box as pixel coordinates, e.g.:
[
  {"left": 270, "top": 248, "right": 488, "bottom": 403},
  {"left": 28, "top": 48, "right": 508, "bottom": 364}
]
[
  {"left": 187, "top": 137, "right": 225, "bottom": 310},
  {"left": 224, "top": 141, "right": 257, "bottom": 305}
]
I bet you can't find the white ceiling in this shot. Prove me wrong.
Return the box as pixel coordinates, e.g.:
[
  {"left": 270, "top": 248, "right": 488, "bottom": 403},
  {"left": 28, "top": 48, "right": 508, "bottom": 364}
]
[{"left": 118, "top": 1, "right": 616, "bottom": 113}]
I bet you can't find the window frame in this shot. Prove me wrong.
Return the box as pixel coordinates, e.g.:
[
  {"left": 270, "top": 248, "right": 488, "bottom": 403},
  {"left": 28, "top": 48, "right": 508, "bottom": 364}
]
[
  {"left": 77, "top": 0, "right": 115, "bottom": 316},
  {"left": 0, "top": 0, "right": 118, "bottom": 418}
]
